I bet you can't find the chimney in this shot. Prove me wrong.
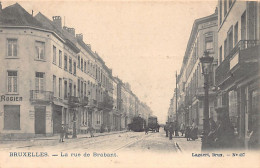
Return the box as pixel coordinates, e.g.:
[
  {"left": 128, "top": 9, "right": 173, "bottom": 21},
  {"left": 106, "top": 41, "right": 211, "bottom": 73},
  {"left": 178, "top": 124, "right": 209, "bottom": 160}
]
[
  {"left": 52, "top": 16, "right": 62, "bottom": 30},
  {"left": 76, "top": 33, "right": 83, "bottom": 41},
  {"left": 63, "top": 26, "right": 75, "bottom": 37}
]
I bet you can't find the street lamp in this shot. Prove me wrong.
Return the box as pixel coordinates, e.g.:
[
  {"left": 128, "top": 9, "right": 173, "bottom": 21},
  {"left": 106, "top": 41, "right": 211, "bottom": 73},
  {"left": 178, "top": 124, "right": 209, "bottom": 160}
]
[{"left": 200, "top": 50, "right": 213, "bottom": 151}]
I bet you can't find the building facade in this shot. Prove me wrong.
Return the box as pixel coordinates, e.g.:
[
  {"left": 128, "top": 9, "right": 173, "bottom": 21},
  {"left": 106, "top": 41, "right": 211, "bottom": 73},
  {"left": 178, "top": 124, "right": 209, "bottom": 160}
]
[
  {"left": 175, "top": 10, "right": 218, "bottom": 131},
  {"left": 0, "top": 3, "right": 153, "bottom": 139},
  {"left": 216, "top": 0, "right": 260, "bottom": 149}
]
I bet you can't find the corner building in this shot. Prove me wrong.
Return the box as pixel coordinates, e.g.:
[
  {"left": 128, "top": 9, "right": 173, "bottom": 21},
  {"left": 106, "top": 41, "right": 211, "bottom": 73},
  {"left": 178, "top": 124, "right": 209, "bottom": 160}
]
[{"left": 0, "top": 3, "right": 154, "bottom": 139}]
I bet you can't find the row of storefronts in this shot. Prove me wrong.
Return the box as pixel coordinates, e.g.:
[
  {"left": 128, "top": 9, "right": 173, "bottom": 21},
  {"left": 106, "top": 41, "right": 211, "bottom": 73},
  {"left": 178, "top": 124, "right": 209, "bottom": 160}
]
[
  {"left": 168, "top": 1, "right": 260, "bottom": 149},
  {"left": 0, "top": 3, "right": 153, "bottom": 139}
]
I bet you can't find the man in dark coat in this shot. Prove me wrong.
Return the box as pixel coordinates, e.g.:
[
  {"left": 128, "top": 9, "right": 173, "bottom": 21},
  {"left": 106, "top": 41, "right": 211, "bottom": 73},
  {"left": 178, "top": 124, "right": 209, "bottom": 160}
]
[
  {"left": 214, "top": 107, "right": 235, "bottom": 149},
  {"left": 164, "top": 122, "right": 169, "bottom": 137},
  {"left": 169, "top": 123, "right": 174, "bottom": 140}
]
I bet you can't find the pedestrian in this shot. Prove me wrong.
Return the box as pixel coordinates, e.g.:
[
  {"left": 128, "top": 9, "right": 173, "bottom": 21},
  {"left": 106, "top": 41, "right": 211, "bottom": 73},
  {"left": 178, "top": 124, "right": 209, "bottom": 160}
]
[
  {"left": 145, "top": 126, "right": 149, "bottom": 135},
  {"left": 88, "top": 126, "right": 95, "bottom": 137},
  {"left": 214, "top": 107, "right": 235, "bottom": 149},
  {"left": 180, "top": 123, "right": 185, "bottom": 136},
  {"left": 169, "top": 123, "right": 173, "bottom": 140},
  {"left": 59, "top": 124, "right": 65, "bottom": 143},
  {"left": 164, "top": 122, "right": 169, "bottom": 137}
]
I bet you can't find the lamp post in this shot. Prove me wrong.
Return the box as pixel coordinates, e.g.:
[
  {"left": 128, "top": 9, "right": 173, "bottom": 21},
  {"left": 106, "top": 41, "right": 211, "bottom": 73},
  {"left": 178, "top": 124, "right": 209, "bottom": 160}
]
[{"left": 200, "top": 51, "right": 213, "bottom": 151}]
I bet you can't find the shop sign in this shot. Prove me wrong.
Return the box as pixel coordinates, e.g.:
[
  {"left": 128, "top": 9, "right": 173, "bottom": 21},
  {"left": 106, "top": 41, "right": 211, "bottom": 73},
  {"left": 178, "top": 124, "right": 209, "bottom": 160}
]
[{"left": 0, "top": 95, "right": 23, "bottom": 102}]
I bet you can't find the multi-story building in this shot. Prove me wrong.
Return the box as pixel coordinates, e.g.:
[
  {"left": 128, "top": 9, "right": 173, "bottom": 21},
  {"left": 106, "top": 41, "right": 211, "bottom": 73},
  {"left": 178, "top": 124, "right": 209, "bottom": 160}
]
[
  {"left": 0, "top": 3, "right": 153, "bottom": 139},
  {"left": 176, "top": 10, "right": 218, "bottom": 131},
  {"left": 216, "top": 0, "right": 260, "bottom": 149}
]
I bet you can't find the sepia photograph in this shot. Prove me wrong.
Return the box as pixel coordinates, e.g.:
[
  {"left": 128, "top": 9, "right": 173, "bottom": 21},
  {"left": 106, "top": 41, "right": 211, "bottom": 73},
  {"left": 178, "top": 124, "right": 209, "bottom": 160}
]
[{"left": 0, "top": 0, "right": 259, "bottom": 167}]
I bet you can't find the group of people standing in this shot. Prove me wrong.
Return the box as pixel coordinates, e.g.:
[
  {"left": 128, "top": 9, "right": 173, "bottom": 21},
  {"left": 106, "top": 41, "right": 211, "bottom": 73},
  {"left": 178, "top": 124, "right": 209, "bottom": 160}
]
[
  {"left": 59, "top": 124, "right": 95, "bottom": 142},
  {"left": 164, "top": 121, "right": 180, "bottom": 140},
  {"left": 164, "top": 120, "right": 198, "bottom": 141}
]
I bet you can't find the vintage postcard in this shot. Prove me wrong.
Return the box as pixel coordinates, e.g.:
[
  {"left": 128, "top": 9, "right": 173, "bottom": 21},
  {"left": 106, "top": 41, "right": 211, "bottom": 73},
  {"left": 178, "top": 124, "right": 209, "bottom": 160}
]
[{"left": 0, "top": 0, "right": 259, "bottom": 167}]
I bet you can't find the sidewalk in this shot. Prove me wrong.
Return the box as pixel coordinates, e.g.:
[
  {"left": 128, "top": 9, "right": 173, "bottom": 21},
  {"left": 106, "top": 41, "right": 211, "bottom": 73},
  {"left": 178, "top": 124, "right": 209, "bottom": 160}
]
[
  {"left": 0, "top": 130, "right": 127, "bottom": 150},
  {"left": 172, "top": 134, "right": 202, "bottom": 152}
]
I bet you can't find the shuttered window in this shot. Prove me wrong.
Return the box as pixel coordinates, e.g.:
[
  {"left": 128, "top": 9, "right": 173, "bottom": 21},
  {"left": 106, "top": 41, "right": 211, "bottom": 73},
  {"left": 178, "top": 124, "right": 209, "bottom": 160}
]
[
  {"left": 35, "top": 72, "right": 45, "bottom": 91},
  {"left": 7, "top": 71, "right": 18, "bottom": 93},
  {"left": 35, "top": 41, "right": 45, "bottom": 60},
  {"left": 7, "top": 39, "right": 17, "bottom": 57}
]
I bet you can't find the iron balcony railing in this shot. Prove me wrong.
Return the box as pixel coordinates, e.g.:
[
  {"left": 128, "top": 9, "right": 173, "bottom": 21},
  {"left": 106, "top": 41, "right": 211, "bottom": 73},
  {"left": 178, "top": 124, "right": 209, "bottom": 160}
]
[
  {"left": 30, "top": 90, "right": 53, "bottom": 102},
  {"left": 80, "top": 96, "right": 89, "bottom": 106},
  {"left": 216, "top": 40, "right": 260, "bottom": 85},
  {"left": 88, "top": 99, "right": 97, "bottom": 107}
]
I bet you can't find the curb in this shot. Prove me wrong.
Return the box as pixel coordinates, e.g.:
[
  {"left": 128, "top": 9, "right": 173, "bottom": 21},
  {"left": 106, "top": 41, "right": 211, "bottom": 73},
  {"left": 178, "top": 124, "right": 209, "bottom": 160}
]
[{"left": 1, "top": 131, "right": 128, "bottom": 142}]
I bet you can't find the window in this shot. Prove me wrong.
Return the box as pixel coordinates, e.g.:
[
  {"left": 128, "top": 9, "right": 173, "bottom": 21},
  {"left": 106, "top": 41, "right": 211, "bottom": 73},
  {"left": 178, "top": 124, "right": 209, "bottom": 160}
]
[
  {"left": 77, "top": 56, "right": 80, "bottom": 68},
  {"left": 224, "top": 38, "right": 227, "bottom": 58},
  {"left": 84, "top": 61, "right": 86, "bottom": 73},
  {"left": 219, "top": 46, "right": 223, "bottom": 64},
  {"left": 224, "top": 0, "right": 227, "bottom": 16},
  {"left": 69, "top": 58, "right": 72, "bottom": 73},
  {"left": 69, "top": 82, "right": 72, "bottom": 97},
  {"left": 4, "top": 105, "right": 20, "bottom": 130},
  {"left": 35, "top": 41, "right": 45, "bottom": 60},
  {"left": 228, "top": 27, "right": 233, "bottom": 53},
  {"left": 205, "top": 36, "right": 213, "bottom": 52},
  {"left": 81, "top": 81, "right": 84, "bottom": 97},
  {"left": 59, "top": 50, "right": 62, "bottom": 67},
  {"left": 84, "top": 83, "right": 87, "bottom": 97},
  {"left": 74, "top": 85, "right": 76, "bottom": 96},
  {"left": 53, "top": 75, "right": 56, "bottom": 97},
  {"left": 64, "top": 80, "right": 68, "bottom": 99},
  {"left": 81, "top": 58, "right": 83, "bottom": 71},
  {"left": 64, "top": 55, "right": 68, "bottom": 70},
  {"left": 87, "top": 60, "right": 90, "bottom": 73},
  {"left": 91, "top": 63, "right": 93, "bottom": 75},
  {"left": 35, "top": 72, "right": 45, "bottom": 91},
  {"left": 78, "top": 79, "right": 80, "bottom": 97},
  {"left": 219, "top": 0, "right": 222, "bottom": 24},
  {"left": 7, "top": 71, "right": 18, "bottom": 93},
  {"left": 241, "top": 11, "right": 246, "bottom": 41},
  {"left": 59, "top": 78, "right": 62, "bottom": 98},
  {"left": 73, "top": 61, "right": 76, "bottom": 75},
  {"left": 234, "top": 22, "right": 238, "bottom": 45},
  {"left": 53, "top": 45, "right": 56, "bottom": 64},
  {"left": 7, "top": 39, "right": 17, "bottom": 57},
  {"left": 248, "top": 2, "right": 257, "bottom": 40},
  {"left": 229, "top": 90, "right": 238, "bottom": 127},
  {"left": 228, "top": 0, "right": 232, "bottom": 8}
]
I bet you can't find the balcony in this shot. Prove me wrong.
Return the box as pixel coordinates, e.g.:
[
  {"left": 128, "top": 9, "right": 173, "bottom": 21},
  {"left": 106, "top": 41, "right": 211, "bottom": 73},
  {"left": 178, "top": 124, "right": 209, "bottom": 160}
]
[
  {"left": 216, "top": 40, "right": 260, "bottom": 87},
  {"left": 88, "top": 99, "right": 97, "bottom": 107},
  {"left": 97, "top": 101, "right": 104, "bottom": 110},
  {"left": 30, "top": 90, "right": 53, "bottom": 103},
  {"left": 80, "top": 96, "right": 88, "bottom": 106},
  {"left": 68, "top": 96, "right": 80, "bottom": 107}
]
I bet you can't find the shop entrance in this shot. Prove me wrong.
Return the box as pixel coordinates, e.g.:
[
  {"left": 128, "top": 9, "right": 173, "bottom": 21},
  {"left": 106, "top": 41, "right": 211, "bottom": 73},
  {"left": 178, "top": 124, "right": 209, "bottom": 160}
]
[{"left": 35, "top": 106, "right": 46, "bottom": 134}]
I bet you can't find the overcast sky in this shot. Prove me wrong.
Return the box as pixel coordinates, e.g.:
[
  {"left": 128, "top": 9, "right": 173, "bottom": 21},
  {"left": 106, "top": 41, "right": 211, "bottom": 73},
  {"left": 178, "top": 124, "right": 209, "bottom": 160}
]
[{"left": 3, "top": 0, "right": 217, "bottom": 123}]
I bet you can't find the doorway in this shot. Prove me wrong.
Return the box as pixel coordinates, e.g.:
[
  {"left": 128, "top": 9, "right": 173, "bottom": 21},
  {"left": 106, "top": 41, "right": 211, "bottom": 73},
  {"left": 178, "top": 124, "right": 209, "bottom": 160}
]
[{"left": 35, "top": 106, "right": 46, "bottom": 134}]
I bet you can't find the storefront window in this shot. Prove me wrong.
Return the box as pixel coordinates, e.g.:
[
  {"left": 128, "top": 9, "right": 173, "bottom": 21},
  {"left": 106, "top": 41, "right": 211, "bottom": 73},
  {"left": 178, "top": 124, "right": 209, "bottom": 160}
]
[{"left": 229, "top": 90, "right": 238, "bottom": 127}]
